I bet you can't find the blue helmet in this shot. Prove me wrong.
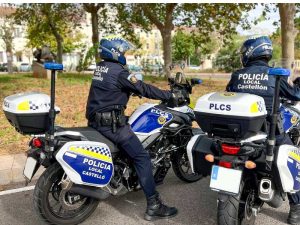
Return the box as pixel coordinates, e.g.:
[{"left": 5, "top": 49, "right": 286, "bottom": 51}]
[
  {"left": 240, "top": 36, "right": 273, "bottom": 67},
  {"left": 99, "top": 36, "right": 135, "bottom": 65}
]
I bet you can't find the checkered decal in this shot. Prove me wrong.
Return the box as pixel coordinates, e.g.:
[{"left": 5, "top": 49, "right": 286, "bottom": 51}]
[
  {"left": 80, "top": 146, "right": 111, "bottom": 158},
  {"left": 29, "top": 101, "right": 50, "bottom": 111}
]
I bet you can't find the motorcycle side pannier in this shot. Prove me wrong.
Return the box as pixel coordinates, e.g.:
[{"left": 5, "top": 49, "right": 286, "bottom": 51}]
[
  {"left": 194, "top": 92, "right": 267, "bottom": 139},
  {"left": 2, "top": 92, "right": 59, "bottom": 135}
]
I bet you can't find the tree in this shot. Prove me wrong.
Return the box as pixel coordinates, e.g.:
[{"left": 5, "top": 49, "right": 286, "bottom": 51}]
[
  {"left": 0, "top": 18, "right": 14, "bottom": 73},
  {"left": 172, "top": 30, "right": 195, "bottom": 63},
  {"left": 25, "top": 23, "right": 84, "bottom": 54},
  {"left": 270, "top": 28, "right": 282, "bottom": 61},
  {"left": 214, "top": 35, "right": 244, "bottom": 72},
  {"left": 13, "top": 4, "right": 84, "bottom": 64},
  {"left": 82, "top": 3, "right": 105, "bottom": 62},
  {"left": 294, "top": 17, "right": 300, "bottom": 59},
  {"left": 172, "top": 29, "right": 219, "bottom": 65},
  {"left": 278, "top": 3, "right": 298, "bottom": 71},
  {"left": 115, "top": 3, "right": 255, "bottom": 77},
  {"left": 0, "top": 4, "right": 16, "bottom": 74}
]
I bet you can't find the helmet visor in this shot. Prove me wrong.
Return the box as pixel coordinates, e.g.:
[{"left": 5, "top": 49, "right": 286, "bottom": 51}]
[{"left": 121, "top": 40, "right": 136, "bottom": 54}]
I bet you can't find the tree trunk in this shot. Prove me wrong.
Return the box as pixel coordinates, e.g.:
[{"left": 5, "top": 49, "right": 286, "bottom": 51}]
[
  {"left": 6, "top": 50, "right": 13, "bottom": 74},
  {"left": 279, "top": 3, "right": 298, "bottom": 79},
  {"left": 140, "top": 3, "right": 176, "bottom": 78},
  {"left": 83, "top": 4, "right": 104, "bottom": 63},
  {"left": 56, "top": 36, "right": 63, "bottom": 64},
  {"left": 6, "top": 39, "right": 13, "bottom": 74},
  {"left": 162, "top": 29, "right": 172, "bottom": 78},
  {"left": 51, "top": 25, "right": 63, "bottom": 64},
  {"left": 91, "top": 11, "right": 100, "bottom": 62}
]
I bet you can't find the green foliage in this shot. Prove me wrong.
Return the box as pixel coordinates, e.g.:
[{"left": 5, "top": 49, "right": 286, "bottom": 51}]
[
  {"left": 0, "top": 18, "right": 14, "bottom": 52},
  {"left": 115, "top": 3, "right": 256, "bottom": 76},
  {"left": 214, "top": 35, "right": 243, "bottom": 72},
  {"left": 190, "top": 55, "right": 200, "bottom": 65},
  {"left": 270, "top": 29, "right": 282, "bottom": 60},
  {"left": 116, "top": 3, "right": 256, "bottom": 39},
  {"left": 13, "top": 4, "right": 84, "bottom": 63},
  {"left": 172, "top": 30, "right": 195, "bottom": 61},
  {"left": 77, "top": 45, "right": 98, "bottom": 72},
  {"left": 295, "top": 17, "right": 300, "bottom": 59},
  {"left": 26, "top": 24, "right": 84, "bottom": 53},
  {"left": 172, "top": 29, "right": 220, "bottom": 64}
]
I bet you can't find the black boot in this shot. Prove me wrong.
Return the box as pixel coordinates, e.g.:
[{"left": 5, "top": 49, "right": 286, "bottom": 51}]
[
  {"left": 144, "top": 192, "right": 178, "bottom": 221},
  {"left": 288, "top": 204, "right": 300, "bottom": 225}
]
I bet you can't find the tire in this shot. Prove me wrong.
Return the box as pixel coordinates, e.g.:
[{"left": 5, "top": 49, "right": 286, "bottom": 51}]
[
  {"left": 172, "top": 149, "right": 203, "bottom": 183},
  {"left": 33, "top": 162, "right": 100, "bottom": 225},
  {"left": 217, "top": 181, "right": 258, "bottom": 225},
  {"left": 217, "top": 193, "right": 241, "bottom": 225}
]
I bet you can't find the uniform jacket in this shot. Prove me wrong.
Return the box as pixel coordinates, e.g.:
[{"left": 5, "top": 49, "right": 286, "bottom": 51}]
[
  {"left": 86, "top": 60, "right": 172, "bottom": 120},
  {"left": 226, "top": 60, "right": 300, "bottom": 113}
]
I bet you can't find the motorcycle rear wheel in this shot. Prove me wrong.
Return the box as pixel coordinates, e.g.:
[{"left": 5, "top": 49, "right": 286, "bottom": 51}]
[
  {"left": 34, "top": 162, "right": 99, "bottom": 225},
  {"left": 217, "top": 182, "right": 259, "bottom": 225},
  {"left": 172, "top": 149, "right": 203, "bottom": 183}
]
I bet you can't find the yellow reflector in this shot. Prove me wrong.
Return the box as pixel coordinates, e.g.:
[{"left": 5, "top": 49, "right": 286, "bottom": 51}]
[
  {"left": 250, "top": 103, "right": 259, "bottom": 113},
  {"left": 17, "top": 101, "right": 30, "bottom": 111}
]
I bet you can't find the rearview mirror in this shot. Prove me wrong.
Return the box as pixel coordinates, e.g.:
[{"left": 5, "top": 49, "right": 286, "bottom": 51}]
[{"left": 175, "top": 72, "right": 183, "bottom": 84}]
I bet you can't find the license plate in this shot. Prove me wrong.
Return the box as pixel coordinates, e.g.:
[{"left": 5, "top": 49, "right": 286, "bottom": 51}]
[
  {"left": 23, "top": 157, "right": 38, "bottom": 181},
  {"left": 210, "top": 165, "right": 242, "bottom": 195}
]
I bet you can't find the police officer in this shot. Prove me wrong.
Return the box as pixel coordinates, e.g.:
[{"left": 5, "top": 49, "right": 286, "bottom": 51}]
[
  {"left": 226, "top": 36, "right": 300, "bottom": 225},
  {"left": 86, "top": 37, "right": 180, "bottom": 221}
]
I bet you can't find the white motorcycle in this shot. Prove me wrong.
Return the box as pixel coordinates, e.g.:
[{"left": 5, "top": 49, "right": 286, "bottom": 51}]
[
  {"left": 187, "top": 68, "right": 300, "bottom": 225},
  {"left": 2, "top": 62, "right": 202, "bottom": 224}
]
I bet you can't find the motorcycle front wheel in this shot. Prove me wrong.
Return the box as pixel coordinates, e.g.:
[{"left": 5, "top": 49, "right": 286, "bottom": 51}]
[
  {"left": 33, "top": 162, "right": 99, "bottom": 225},
  {"left": 172, "top": 149, "right": 203, "bottom": 183}
]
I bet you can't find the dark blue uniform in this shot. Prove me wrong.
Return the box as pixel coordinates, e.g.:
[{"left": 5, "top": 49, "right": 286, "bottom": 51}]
[
  {"left": 226, "top": 59, "right": 300, "bottom": 204},
  {"left": 226, "top": 60, "right": 300, "bottom": 113},
  {"left": 86, "top": 60, "right": 172, "bottom": 198}
]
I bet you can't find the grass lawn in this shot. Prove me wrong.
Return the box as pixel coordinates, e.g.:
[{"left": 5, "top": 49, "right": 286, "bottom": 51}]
[{"left": 0, "top": 73, "right": 227, "bottom": 155}]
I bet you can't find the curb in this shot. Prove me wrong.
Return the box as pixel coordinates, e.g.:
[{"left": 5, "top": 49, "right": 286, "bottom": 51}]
[{"left": 0, "top": 153, "right": 44, "bottom": 186}]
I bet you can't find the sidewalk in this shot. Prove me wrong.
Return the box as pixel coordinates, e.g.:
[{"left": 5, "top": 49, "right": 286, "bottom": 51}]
[{"left": 0, "top": 154, "right": 44, "bottom": 185}]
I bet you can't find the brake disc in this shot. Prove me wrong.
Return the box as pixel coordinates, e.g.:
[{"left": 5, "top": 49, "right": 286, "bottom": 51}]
[{"left": 59, "top": 190, "right": 87, "bottom": 210}]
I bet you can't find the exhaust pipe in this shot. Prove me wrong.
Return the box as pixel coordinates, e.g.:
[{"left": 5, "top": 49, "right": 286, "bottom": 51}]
[
  {"left": 259, "top": 178, "right": 274, "bottom": 202},
  {"left": 70, "top": 184, "right": 110, "bottom": 200},
  {"left": 258, "top": 178, "right": 283, "bottom": 208}
]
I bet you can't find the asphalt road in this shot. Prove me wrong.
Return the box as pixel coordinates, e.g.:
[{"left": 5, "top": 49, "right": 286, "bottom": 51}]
[{"left": 0, "top": 171, "right": 290, "bottom": 225}]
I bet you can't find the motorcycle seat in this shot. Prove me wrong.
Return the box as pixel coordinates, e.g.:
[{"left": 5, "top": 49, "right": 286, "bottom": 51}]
[{"left": 55, "top": 126, "right": 120, "bottom": 153}]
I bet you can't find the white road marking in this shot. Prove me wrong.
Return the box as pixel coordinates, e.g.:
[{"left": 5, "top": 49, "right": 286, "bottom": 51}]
[{"left": 0, "top": 186, "right": 35, "bottom": 196}]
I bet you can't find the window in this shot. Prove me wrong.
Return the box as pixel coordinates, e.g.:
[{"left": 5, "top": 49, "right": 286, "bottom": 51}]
[
  {"left": 155, "top": 32, "right": 158, "bottom": 38},
  {"left": 15, "top": 51, "right": 22, "bottom": 62},
  {"left": 146, "top": 43, "right": 150, "bottom": 49},
  {"left": 14, "top": 28, "right": 22, "bottom": 38},
  {"left": 155, "top": 43, "right": 159, "bottom": 50},
  {"left": 146, "top": 32, "right": 149, "bottom": 38},
  {"left": 0, "top": 52, "right": 3, "bottom": 62}
]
